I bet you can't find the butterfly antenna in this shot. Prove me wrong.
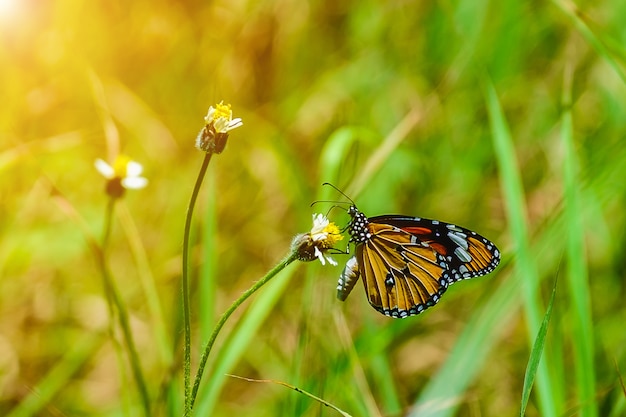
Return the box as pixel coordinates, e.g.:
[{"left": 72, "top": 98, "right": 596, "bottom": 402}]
[
  {"left": 326, "top": 204, "right": 349, "bottom": 218},
  {"left": 322, "top": 182, "right": 356, "bottom": 206},
  {"left": 310, "top": 199, "right": 347, "bottom": 208},
  {"left": 309, "top": 201, "right": 350, "bottom": 221}
]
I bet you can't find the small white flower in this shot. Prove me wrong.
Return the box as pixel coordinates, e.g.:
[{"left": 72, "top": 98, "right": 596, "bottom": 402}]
[
  {"left": 196, "top": 101, "right": 243, "bottom": 153},
  {"left": 95, "top": 155, "right": 148, "bottom": 197},
  {"left": 203, "top": 102, "right": 243, "bottom": 133},
  {"left": 292, "top": 213, "right": 343, "bottom": 265}
]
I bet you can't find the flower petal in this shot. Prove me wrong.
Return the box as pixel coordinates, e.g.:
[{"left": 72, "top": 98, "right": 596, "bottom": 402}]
[
  {"left": 311, "top": 213, "right": 329, "bottom": 233},
  {"left": 126, "top": 161, "right": 144, "bottom": 177},
  {"left": 213, "top": 117, "right": 230, "bottom": 133},
  {"left": 204, "top": 106, "right": 216, "bottom": 124},
  {"left": 95, "top": 159, "right": 115, "bottom": 179},
  {"left": 227, "top": 118, "right": 243, "bottom": 131},
  {"left": 314, "top": 247, "right": 326, "bottom": 265},
  {"left": 325, "top": 255, "right": 338, "bottom": 266},
  {"left": 121, "top": 177, "right": 148, "bottom": 189}
]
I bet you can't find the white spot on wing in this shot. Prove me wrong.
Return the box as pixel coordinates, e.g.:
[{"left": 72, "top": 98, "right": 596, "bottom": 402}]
[
  {"left": 448, "top": 231, "right": 469, "bottom": 250},
  {"left": 454, "top": 247, "right": 472, "bottom": 263}
]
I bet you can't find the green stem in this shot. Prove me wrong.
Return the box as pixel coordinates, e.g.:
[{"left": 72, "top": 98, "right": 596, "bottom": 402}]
[
  {"left": 189, "top": 252, "right": 298, "bottom": 412},
  {"left": 100, "top": 198, "right": 117, "bottom": 326},
  {"left": 102, "top": 197, "right": 115, "bottom": 250},
  {"left": 117, "top": 204, "right": 173, "bottom": 365},
  {"left": 99, "top": 198, "right": 151, "bottom": 417},
  {"left": 183, "top": 153, "right": 213, "bottom": 415}
]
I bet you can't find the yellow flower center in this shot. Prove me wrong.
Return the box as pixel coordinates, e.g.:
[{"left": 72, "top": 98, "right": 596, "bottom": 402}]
[
  {"left": 323, "top": 222, "right": 344, "bottom": 245},
  {"left": 211, "top": 102, "right": 232, "bottom": 123},
  {"left": 112, "top": 155, "right": 131, "bottom": 177}
]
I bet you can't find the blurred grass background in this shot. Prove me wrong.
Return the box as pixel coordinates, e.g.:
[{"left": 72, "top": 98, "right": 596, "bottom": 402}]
[{"left": 1, "top": 0, "right": 626, "bottom": 416}]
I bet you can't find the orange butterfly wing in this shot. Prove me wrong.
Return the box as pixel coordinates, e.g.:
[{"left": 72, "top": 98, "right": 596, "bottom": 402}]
[{"left": 357, "top": 223, "right": 449, "bottom": 318}]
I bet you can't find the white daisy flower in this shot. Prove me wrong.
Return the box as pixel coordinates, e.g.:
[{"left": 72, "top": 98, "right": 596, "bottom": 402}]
[
  {"left": 292, "top": 213, "right": 343, "bottom": 266},
  {"left": 95, "top": 155, "right": 148, "bottom": 198}
]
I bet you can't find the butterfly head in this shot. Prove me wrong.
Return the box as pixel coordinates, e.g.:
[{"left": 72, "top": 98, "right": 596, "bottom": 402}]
[{"left": 347, "top": 205, "right": 371, "bottom": 244}]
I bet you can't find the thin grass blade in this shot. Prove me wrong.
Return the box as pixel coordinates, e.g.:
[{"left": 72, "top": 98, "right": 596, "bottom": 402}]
[
  {"left": 484, "top": 77, "right": 561, "bottom": 417},
  {"left": 227, "top": 374, "right": 354, "bottom": 417},
  {"left": 521, "top": 277, "right": 558, "bottom": 416}
]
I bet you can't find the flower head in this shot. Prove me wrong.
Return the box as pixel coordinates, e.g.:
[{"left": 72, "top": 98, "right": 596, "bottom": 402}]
[
  {"left": 95, "top": 155, "right": 148, "bottom": 198},
  {"left": 196, "top": 101, "right": 243, "bottom": 153},
  {"left": 292, "top": 213, "right": 344, "bottom": 266}
]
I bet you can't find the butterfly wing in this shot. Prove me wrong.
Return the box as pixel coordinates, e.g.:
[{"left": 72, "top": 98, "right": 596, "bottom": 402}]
[
  {"left": 369, "top": 215, "right": 500, "bottom": 279},
  {"left": 356, "top": 216, "right": 500, "bottom": 318},
  {"left": 355, "top": 222, "right": 449, "bottom": 317}
]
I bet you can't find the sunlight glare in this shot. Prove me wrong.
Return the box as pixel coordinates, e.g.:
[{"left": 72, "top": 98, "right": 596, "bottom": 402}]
[{"left": 0, "top": 0, "right": 20, "bottom": 22}]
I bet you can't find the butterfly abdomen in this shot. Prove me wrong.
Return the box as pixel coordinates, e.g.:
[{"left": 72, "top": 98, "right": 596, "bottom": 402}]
[{"left": 337, "top": 256, "right": 359, "bottom": 301}]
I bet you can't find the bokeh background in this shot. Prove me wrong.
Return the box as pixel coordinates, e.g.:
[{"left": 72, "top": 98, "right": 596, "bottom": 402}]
[{"left": 1, "top": 0, "right": 626, "bottom": 416}]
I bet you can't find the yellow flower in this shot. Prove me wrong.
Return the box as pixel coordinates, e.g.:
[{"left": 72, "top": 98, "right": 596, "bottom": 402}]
[
  {"left": 95, "top": 155, "right": 148, "bottom": 198},
  {"left": 292, "top": 214, "right": 344, "bottom": 266},
  {"left": 196, "top": 101, "right": 243, "bottom": 153}
]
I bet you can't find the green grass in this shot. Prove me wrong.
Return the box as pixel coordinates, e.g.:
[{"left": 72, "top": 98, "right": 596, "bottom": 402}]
[
  {"left": 521, "top": 276, "right": 558, "bottom": 417},
  {"left": 2, "top": 1, "right": 626, "bottom": 416},
  {"left": 486, "top": 78, "right": 560, "bottom": 417}
]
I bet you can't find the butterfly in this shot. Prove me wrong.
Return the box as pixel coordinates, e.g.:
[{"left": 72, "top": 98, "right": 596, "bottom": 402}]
[{"left": 336, "top": 203, "right": 500, "bottom": 318}]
